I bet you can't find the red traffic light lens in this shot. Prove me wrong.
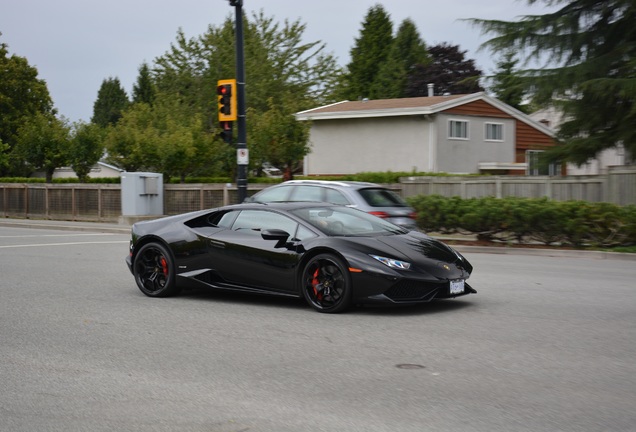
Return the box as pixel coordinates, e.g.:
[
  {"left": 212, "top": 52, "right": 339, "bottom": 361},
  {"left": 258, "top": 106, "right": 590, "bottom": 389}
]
[{"left": 217, "top": 84, "right": 231, "bottom": 95}]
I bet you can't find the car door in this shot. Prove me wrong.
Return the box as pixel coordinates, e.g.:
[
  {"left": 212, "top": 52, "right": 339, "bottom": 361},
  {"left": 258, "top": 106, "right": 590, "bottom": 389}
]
[{"left": 206, "top": 209, "right": 304, "bottom": 293}]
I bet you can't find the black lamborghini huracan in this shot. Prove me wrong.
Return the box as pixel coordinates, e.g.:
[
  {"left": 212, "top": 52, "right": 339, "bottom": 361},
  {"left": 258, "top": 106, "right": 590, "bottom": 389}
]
[{"left": 125, "top": 202, "right": 476, "bottom": 313}]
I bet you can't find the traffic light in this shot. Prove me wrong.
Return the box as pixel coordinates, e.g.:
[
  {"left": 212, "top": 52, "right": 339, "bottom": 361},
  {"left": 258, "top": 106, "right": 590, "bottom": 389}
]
[
  {"left": 219, "top": 121, "right": 233, "bottom": 143},
  {"left": 217, "top": 79, "right": 237, "bottom": 121}
]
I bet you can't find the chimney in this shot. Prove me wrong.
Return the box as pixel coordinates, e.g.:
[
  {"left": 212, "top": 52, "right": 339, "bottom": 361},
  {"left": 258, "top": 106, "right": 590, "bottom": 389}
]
[{"left": 427, "top": 83, "right": 434, "bottom": 97}]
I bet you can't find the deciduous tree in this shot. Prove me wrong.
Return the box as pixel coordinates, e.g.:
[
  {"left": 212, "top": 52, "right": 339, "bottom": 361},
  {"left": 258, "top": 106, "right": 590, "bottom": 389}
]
[
  {"left": 150, "top": 11, "right": 338, "bottom": 178},
  {"left": 13, "top": 113, "right": 71, "bottom": 182},
  {"left": 0, "top": 139, "right": 9, "bottom": 173},
  {"left": 103, "top": 103, "right": 158, "bottom": 172},
  {"left": 249, "top": 96, "right": 310, "bottom": 181},
  {"left": 406, "top": 43, "right": 483, "bottom": 96},
  {"left": 70, "top": 122, "right": 105, "bottom": 182},
  {"left": 0, "top": 36, "right": 54, "bottom": 174}
]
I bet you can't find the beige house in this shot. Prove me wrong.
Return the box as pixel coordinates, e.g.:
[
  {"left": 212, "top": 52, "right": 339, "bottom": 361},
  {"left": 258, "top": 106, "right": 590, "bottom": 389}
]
[
  {"left": 32, "top": 161, "right": 124, "bottom": 180},
  {"left": 528, "top": 106, "right": 630, "bottom": 175},
  {"left": 296, "top": 92, "right": 558, "bottom": 176}
]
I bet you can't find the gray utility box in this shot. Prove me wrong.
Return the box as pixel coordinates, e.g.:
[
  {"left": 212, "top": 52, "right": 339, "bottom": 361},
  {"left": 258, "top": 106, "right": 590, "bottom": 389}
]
[{"left": 121, "top": 172, "right": 164, "bottom": 216}]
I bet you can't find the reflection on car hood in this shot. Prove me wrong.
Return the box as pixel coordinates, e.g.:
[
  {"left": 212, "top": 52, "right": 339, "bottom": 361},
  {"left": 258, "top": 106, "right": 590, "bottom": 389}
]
[
  {"left": 375, "top": 232, "right": 461, "bottom": 264},
  {"left": 338, "top": 232, "right": 461, "bottom": 264}
]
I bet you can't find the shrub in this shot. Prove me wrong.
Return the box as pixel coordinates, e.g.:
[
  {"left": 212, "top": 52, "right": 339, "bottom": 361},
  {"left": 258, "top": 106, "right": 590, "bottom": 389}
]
[{"left": 407, "top": 195, "right": 635, "bottom": 248}]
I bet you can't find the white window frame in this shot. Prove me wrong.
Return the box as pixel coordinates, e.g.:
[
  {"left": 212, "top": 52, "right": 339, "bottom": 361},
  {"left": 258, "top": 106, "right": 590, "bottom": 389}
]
[
  {"left": 485, "top": 122, "right": 503, "bottom": 141},
  {"left": 526, "top": 150, "right": 560, "bottom": 176},
  {"left": 448, "top": 119, "right": 469, "bottom": 140}
]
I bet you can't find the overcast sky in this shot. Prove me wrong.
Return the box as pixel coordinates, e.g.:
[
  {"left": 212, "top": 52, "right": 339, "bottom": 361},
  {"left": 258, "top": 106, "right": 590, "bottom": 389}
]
[{"left": 1, "top": 0, "right": 554, "bottom": 123}]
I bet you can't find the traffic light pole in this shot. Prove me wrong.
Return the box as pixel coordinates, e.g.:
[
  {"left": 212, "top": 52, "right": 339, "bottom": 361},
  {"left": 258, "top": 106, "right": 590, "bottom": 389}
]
[{"left": 232, "top": 0, "right": 248, "bottom": 203}]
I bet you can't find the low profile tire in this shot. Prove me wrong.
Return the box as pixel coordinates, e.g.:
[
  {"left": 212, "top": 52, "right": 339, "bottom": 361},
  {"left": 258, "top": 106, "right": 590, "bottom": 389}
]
[
  {"left": 301, "top": 253, "right": 352, "bottom": 313},
  {"left": 133, "top": 242, "right": 179, "bottom": 297}
]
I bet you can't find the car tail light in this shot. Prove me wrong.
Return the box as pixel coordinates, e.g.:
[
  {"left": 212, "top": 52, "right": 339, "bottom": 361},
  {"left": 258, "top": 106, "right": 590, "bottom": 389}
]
[
  {"left": 368, "top": 211, "right": 390, "bottom": 219},
  {"left": 408, "top": 211, "right": 417, "bottom": 220}
]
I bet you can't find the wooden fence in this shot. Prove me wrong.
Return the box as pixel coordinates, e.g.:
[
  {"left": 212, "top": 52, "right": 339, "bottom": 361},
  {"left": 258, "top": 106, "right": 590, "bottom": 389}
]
[
  {"left": 400, "top": 165, "right": 636, "bottom": 205},
  {"left": 0, "top": 183, "right": 122, "bottom": 222},
  {"left": 1, "top": 165, "right": 635, "bottom": 222}
]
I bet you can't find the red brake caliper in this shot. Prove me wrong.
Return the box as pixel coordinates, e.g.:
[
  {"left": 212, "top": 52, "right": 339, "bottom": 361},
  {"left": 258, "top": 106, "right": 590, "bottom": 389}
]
[
  {"left": 312, "top": 268, "right": 322, "bottom": 300},
  {"left": 160, "top": 257, "right": 169, "bottom": 276}
]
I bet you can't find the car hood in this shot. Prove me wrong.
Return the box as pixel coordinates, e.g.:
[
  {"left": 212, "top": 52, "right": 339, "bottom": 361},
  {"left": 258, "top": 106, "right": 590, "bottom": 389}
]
[
  {"left": 338, "top": 231, "right": 472, "bottom": 274},
  {"left": 378, "top": 232, "right": 462, "bottom": 261}
]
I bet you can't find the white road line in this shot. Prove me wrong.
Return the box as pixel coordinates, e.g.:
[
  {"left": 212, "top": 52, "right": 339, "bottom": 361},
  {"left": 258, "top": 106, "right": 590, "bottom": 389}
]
[
  {"left": 0, "top": 241, "right": 129, "bottom": 249},
  {"left": 0, "top": 233, "right": 119, "bottom": 238}
]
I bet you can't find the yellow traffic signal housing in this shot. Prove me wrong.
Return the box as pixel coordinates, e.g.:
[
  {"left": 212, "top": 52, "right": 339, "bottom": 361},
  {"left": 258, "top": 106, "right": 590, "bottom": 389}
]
[{"left": 217, "top": 79, "right": 237, "bottom": 121}]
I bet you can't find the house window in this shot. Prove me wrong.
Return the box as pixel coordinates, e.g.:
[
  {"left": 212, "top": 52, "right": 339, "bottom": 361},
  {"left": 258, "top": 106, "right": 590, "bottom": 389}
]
[
  {"left": 449, "top": 120, "right": 468, "bottom": 139},
  {"left": 485, "top": 123, "right": 503, "bottom": 141},
  {"left": 526, "top": 150, "right": 560, "bottom": 176}
]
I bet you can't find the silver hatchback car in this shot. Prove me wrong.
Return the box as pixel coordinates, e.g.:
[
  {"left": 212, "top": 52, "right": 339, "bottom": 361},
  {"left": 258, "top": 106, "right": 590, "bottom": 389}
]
[{"left": 246, "top": 180, "right": 418, "bottom": 230}]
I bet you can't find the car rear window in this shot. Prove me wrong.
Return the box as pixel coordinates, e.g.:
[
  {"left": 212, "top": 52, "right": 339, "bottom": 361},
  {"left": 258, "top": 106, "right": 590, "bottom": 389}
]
[{"left": 358, "top": 188, "right": 408, "bottom": 207}]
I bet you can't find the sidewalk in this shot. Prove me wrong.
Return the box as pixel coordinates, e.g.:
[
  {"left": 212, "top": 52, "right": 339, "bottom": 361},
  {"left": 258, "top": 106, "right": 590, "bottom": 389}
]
[
  {"left": 1, "top": 217, "right": 634, "bottom": 261},
  {"left": 0, "top": 217, "right": 131, "bottom": 234}
]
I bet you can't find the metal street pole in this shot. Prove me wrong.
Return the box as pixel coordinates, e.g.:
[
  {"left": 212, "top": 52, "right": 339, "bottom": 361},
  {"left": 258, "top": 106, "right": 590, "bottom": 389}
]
[{"left": 232, "top": 0, "right": 247, "bottom": 203}]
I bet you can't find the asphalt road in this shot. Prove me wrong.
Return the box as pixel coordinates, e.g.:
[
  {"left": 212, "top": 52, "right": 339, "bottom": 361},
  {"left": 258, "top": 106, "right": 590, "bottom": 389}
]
[{"left": 1, "top": 224, "right": 635, "bottom": 432}]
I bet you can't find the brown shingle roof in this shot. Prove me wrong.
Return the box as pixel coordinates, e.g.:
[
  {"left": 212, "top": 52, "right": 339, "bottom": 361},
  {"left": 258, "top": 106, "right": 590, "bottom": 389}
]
[{"left": 303, "top": 94, "right": 469, "bottom": 115}]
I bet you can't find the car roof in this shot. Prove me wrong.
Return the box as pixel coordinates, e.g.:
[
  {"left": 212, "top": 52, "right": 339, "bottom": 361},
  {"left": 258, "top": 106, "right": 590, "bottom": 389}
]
[
  {"left": 234, "top": 201, "right": 339, "bottom": 211},
  {"left": 278, "top": 180, "right": 380, "bottom": 189}
]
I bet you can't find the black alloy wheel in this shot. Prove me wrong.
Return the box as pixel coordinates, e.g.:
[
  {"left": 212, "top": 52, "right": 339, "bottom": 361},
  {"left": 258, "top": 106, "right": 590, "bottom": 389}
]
[
  {"left": 302, "top": 253, "right": 351, "bottom": 313},
  {"left": 133, "top": 242, "right": 178, "bottom": 297}
]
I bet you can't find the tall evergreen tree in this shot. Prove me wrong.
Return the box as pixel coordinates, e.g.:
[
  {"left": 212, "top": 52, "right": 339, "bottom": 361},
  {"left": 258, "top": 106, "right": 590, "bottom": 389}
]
[
  {"left": 132, "top": 62, "right": 156, "bottom": 106},
  {"left": 489, "top": 51, "right": 528, "bottom": 112},
  {"left": 468, "top": 0, "right": 636, "bottom": 165},
  {"left": 406, "top": 43, "right": 483, "bottom": 96},
  {"left": 91, "top": 77, "right": 130, "bottom": 127},
  {"left": 372, "top": 19, "right": 430, "bottom": 99},
  {"left": 341, "top": 4, "right": 393, "bottom": 100}
]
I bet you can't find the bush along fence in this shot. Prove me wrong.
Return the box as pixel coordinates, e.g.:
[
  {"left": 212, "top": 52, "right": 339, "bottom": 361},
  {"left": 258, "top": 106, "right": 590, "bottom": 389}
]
[{"left": 407, "top": 195, "right": 636, "bottom": 248}]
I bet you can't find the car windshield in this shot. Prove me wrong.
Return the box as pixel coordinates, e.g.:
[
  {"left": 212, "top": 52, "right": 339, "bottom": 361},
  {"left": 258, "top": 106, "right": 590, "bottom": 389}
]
[
  {"left": 290, "top": 206, "right": 407, "bottom": 237},
  {"left": 358, "top": 188, "right": 408, "bottom": 207}
]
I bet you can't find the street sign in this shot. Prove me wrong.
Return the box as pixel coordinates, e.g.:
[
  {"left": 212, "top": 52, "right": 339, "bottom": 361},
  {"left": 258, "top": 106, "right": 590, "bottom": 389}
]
[{"left": 237, "top": 148, "right": 249, "bottom": 165}]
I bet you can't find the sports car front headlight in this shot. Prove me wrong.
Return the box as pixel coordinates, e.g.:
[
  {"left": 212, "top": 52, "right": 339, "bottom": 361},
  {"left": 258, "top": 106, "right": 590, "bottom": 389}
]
[{"left": 370, "top": 255, "right": 411, "bottom": 270}]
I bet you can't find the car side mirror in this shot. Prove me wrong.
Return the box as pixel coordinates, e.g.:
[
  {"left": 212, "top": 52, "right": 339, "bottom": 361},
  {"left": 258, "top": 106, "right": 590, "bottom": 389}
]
[{"left": 261, "top": 229, "right": 290, "bottom": 248}]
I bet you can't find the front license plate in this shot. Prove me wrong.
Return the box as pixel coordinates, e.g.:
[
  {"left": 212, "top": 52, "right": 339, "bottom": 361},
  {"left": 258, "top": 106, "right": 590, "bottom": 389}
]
[{"left": 450, "top": 280, "right": 465, "bottom": 295}]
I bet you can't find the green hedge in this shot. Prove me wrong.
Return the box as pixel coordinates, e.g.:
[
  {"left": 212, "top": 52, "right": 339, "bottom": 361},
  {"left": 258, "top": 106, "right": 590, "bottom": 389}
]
[
  {"left": 407, "top": 195, "right": 636, "bottom": 248},
  {"left": 1, "top": 171, "right": 482, "bottom": 185}
]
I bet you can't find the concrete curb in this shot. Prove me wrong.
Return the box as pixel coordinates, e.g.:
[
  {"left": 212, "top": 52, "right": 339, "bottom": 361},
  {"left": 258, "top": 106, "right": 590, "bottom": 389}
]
[
  {"left": 453, "top": 244, "right": 636, "bottom": 261},
  {"left": 0, "top": 218, "right": 130, "bottom": 234}
]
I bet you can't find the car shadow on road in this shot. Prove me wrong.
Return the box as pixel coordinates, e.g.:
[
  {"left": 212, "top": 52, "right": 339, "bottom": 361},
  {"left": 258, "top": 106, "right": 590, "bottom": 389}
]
[
  {"left": 178, "top": 287, "right": 307, "bottom": 310},
  {"left": 352, "top": 299, "right": 475, "bottom": 316},
  {"left": 177, "top": 287, "right": 475, "bottom": 316}
]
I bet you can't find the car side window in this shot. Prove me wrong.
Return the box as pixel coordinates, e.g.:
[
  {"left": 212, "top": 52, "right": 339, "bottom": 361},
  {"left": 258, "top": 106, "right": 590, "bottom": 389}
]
[
  {"left": 252, "top": 185, "right": 293, "bottom": 202},
  {"left": 210, "top": 210, "right": 239, "bottom": 228},
  {"left": 290, "top": 185, "right": 323, "bottom": 202},
  {"left": 294, "top": 225, "right": 318, "bottom": 241},
  {"left": 325, "top": 188, "right": 350, "bottom": 205},
  {"left": 358, "top": 188, "right": 408, "bottom": 207},
  {"left": 231, "top": 210, "right": 298, "bottom": 236}
]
